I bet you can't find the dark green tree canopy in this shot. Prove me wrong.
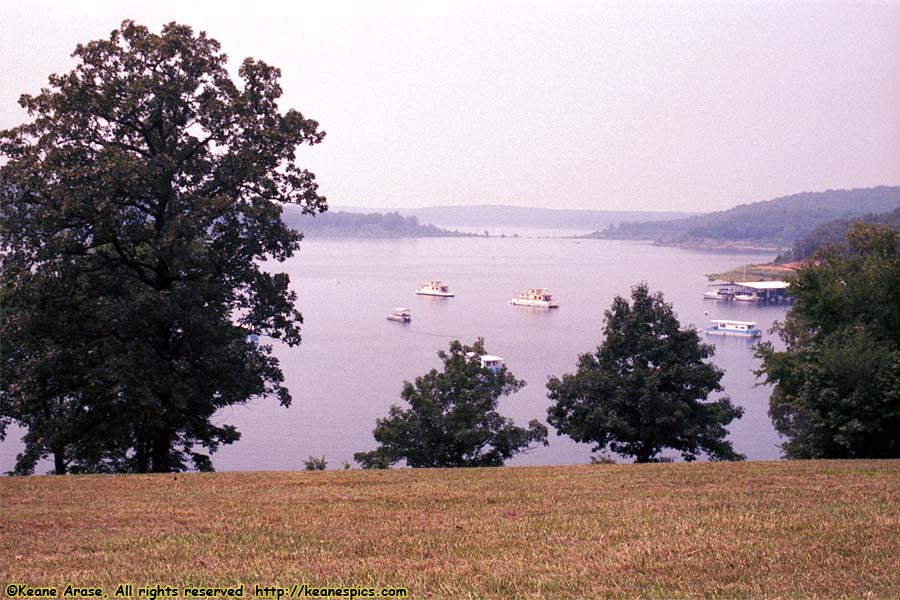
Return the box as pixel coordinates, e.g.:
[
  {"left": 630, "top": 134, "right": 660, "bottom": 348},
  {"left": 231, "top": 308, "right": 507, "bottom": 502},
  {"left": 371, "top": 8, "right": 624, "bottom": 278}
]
[
  {"left": 354, "top": 339, "right": 548, "bottom": 469},
  {"left": 547, "top": 283, "right": 744, "bottom": 463},
  {"left": 1, "top": 21, "right": 326, "bottom": 473},
  {"left": 756, "top": 222, "right": 900, "bottom": 459}
]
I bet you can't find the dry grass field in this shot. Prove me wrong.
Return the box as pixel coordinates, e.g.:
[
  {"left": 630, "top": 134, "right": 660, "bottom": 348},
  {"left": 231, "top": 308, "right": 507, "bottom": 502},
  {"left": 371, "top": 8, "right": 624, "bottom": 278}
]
[{"left": 2, "top": 461, "right": 899, "bottom": 599}]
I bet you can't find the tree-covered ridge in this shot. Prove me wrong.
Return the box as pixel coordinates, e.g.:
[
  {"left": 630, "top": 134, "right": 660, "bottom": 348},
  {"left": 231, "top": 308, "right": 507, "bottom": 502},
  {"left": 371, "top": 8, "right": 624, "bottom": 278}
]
[
  {"left": 388, "top": 205, "right": 696, "bottom": 230},
  {"left": 281, "top": 207, "right": 477, "bottom": 238},
  {"left": 708, "top": 207, "right": 900, "bottom": 280},
  {"left": 586, "top": 187, "right": 900, "bottom": 249},
  {"left": 776, "top": 207, "right": 900, "bottom": 263}
]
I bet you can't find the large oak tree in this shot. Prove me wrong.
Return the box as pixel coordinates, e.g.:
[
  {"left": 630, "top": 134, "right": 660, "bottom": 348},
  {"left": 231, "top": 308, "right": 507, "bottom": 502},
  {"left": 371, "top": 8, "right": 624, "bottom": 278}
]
[{"left": 0, "top": 21, "right": 326, "bottom": 473}]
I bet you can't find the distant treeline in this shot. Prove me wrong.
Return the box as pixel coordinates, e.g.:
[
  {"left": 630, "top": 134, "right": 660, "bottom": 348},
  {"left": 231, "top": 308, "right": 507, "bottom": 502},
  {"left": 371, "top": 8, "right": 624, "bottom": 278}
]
[
  {"left": 586, "top": 187, "right": 900, "bottom": 249},
  {"left": 776, "top": 207, "right": 900, "bottom": 263},
  {"left": 281, "top": 208, "right": 477, "bottom": 238},
  {"left": 384, "top": 205, "right": 695, "bottom": 230}
]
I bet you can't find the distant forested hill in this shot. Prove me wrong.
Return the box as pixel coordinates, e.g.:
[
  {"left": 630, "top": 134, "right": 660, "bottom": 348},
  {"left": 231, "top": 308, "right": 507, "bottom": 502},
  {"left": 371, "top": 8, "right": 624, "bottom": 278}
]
[
  {"left": 280, "top": 206, "right": 476, "bottom": 238},
  {"left": 776, "top": 207, "right": 900, "bottom": 262},
  {"left": 587, "top": 187, "right": 900, "bottom": 249},
  {"left": 333, "top": 205, "right": 696, "bottom": 230}
]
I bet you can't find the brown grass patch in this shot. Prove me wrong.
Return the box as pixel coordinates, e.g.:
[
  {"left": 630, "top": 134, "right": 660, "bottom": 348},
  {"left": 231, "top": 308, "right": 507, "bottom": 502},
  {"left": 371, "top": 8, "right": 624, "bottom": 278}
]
[{"left": 2, "top": 461, "right": 899, "bottom": 599}]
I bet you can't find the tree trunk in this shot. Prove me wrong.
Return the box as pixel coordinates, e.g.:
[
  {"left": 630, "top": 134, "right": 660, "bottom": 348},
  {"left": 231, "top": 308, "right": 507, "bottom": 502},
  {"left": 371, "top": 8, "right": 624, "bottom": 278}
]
[
  {"left": 53, "top": 448, "right": 67, "bottom": 475},
  {"left": 150, "top": 432, "right": 172, "bottom": 473},
  {"left": 635, "top": 445, "right": 653, "bottom": 463},
  {"left": 135, "top": 436, "right": 150, "bottom": 473}
]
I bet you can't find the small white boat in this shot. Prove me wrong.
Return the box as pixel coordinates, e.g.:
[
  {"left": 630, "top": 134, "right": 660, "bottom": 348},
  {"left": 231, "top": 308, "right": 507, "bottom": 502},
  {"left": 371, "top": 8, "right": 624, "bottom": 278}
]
[
  {"left": 734, "top": 293, "right": 762, "bottom": 302},
  {"left": 479, "top": 354, "right": 504, "bottom": 372},
  {"left": 466, "top": 352, "right": 505, "bottom": 372},
  {"left": 386, "top": 308, "right": 412, "bottom": 322},
  {"left": 703, "top": 289, "right": 734, "bottom": 300},
  {"left": 416, "top": 280, "right": 454, "bottom": 297},
  {"left": 704, "top": 320, "right": 762, "bottom": 338},
  {"left": 510, "top": 288, "right": 559, "bottom": 308}
]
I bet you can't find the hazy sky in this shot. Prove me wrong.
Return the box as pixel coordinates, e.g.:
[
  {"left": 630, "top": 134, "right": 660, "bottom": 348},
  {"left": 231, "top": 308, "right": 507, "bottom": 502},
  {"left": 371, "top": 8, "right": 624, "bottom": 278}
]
[{"left": 2, "top": 1, "right": 898, "bottom": 212}]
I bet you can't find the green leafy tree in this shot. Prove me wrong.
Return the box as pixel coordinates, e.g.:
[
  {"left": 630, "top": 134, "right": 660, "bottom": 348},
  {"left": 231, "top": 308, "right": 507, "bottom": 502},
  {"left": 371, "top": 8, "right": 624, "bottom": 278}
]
[
  {"left": 0, "top": 21, "right": 326, "bottom": 473},
  {"left": 547, "top": 283, "right": 744, "bottom": 463},
  {"left": 0, "top": 264, "right": 119, "bottom": 474},
  {"left": 756, "top": 222, "right": 900, "bottom": 458},
  {"left": 354, "top": 339, "right": 548, "bottom": 468}
]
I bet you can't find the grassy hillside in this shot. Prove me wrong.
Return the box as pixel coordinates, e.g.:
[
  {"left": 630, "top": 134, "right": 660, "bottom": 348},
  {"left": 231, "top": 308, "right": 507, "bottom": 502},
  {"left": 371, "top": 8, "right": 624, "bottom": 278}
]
[
  {"left": 589, "top": 186, "right": 900, "bottom": 249},
  {"left": 2, "top": 461, "right": 899, "bottom": 599}
]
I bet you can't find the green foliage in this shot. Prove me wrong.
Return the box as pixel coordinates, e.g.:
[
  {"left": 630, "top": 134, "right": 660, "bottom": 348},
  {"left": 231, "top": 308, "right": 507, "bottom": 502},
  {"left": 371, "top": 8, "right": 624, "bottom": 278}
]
[
  {"left": 303, "top": 456, "right": 327, "bottom": 471},
  {"left": 354, "top": 339, "right": 548, "bottom": 468},
  {"left": 547, "top": 283, "right": 744, "bottom": 463},
  {"left": 756, "top": 222, "right": 900, "bottom": 458},
  {"left": 776, "top": 207, "right": 900, "bottom": 263},
  {"left": 0, "top": 21, "right": 325, "bottom": 473}
]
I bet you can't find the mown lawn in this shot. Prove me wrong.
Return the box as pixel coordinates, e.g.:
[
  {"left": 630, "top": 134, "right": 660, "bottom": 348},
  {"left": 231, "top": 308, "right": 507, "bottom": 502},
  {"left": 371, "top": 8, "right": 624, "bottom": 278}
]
[{"left": 2, "top": 461, "right": 899, "bottom": 599}]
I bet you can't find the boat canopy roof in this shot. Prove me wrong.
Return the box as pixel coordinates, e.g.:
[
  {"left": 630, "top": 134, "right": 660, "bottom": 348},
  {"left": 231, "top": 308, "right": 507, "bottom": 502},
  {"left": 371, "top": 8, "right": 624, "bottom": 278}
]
[
  {"left": 465, "top": 352, "right": 504, "bottom": 364},
  {"left": 711, "top": 319, "right": 759, "bottom": 326},
  {"left": 739, "top": 281, "right": 790, "bottom": 290},
  {"left": 708, "top": 280, "right": 789, "bottom": 290}
]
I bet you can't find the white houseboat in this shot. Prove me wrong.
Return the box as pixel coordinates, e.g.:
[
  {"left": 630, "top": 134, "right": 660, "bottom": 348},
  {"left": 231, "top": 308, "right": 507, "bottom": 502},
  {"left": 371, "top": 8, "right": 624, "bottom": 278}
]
[
  {"left": 386, "top": 308, "right": 411, "bottom": 322},
  {"left": 466, "top": 352, "right": 505, "bottom": 372},
  {"left": 704, "top": 319, "right": 762, "bottom": 338},
  {"left": 734, "top": 292, "right": 762, "bottom": 302},
  {"left": 479, "top": 354, "right": 504, "bottom": 372},
  {"left": 703, "top": 288, "right": 734, "bottom": 300},
  {"left": 510, "top": 288, "right": 559, "bottom": 308},
  {"left": 416, "top": 280, "right": 454, "bottom": 297}
]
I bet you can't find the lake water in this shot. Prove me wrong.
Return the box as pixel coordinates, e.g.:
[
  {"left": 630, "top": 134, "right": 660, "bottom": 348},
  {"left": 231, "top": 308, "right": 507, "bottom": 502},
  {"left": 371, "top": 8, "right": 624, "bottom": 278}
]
[{"left": 0, "top": 237, "right": 789, "bottom": 473}]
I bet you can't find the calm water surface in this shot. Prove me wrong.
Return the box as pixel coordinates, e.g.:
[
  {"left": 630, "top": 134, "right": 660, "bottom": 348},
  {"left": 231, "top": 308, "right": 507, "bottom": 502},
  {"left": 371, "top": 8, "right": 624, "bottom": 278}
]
[{"left": 0, "top": 237, "right": 789, "bottom": 472}]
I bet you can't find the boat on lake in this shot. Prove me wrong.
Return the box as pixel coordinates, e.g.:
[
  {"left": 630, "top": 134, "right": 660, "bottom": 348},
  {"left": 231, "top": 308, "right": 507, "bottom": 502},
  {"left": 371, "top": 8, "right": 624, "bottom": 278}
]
[
  {"left": 704, "top": 319, "right": 762, "bottom": 338},
  {"left": 734, "top": 292, "right": 762, "bottom": 302},
  {"left": 705, "top": 281, "right": 790, "bottom": 302},
  {"left": 479, "top": 354, "right": 504, "bottom": 372},
  {"left": 510, "top": 288, "right": 559, "bottom": 308},
  {"left": 416, "top": 280, "right": 454, "bottom": 297},
  {"left": 386, "top": 308, "right": 412, "bottom": 322},
  {"left": 466, "top": 352, "right": 505, "bottom": 372},
  {"left": 703, "top": 288, "right": 734, "bottom": 300}
]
